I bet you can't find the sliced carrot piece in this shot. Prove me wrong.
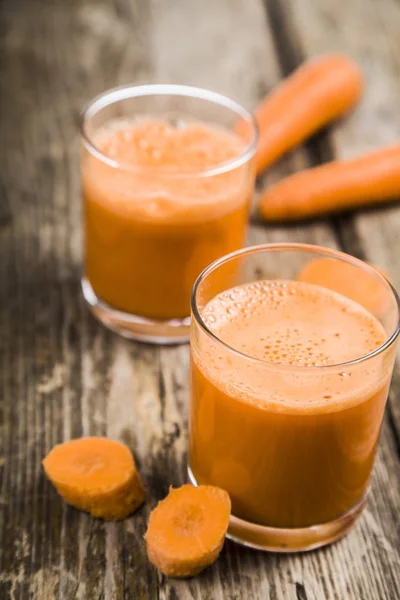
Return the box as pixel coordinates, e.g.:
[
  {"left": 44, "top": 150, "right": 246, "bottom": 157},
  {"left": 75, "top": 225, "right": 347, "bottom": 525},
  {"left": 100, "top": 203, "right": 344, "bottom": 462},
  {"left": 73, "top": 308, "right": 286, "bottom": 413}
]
[
  {"left": 297, "top": 257, "right": 392, "bottom": 316},
  {"left": 144, "top": 484, "right": 231, "bottom": 578},
  {"left": 42, "top": 437, "right": 145, "bottom": 520}
]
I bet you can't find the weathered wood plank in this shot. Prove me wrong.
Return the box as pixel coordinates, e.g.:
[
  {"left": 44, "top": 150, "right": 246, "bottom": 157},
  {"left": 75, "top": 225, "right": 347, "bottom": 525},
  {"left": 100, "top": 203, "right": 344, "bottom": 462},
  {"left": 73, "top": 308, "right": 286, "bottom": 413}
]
[
  {"left": 0, "top": 1, "right": 156, "bottom": 598},
  {"left": 0, "top": 0, "right": 399, "bottom": 598}
]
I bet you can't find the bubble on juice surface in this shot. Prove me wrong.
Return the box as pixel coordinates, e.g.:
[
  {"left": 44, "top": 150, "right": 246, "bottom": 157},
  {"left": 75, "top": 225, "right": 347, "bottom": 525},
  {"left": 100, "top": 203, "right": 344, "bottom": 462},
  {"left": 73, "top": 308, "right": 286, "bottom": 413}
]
[
  {"left": 94, "top": 118, "right": 246, "bottom": 171},
  {"left": 200, "top": 280, "right": 386, "bottom": 367}
]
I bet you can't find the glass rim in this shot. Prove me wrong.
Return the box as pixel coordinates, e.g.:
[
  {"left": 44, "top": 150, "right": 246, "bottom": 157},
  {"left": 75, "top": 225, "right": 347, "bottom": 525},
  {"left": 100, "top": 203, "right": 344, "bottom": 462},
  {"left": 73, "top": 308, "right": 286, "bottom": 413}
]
[
  {"left": 191, "top": 243, "right": 400, "bottom": 371},
  {"left": 79, "top": 83, "right": 259, "bottom": 178}
]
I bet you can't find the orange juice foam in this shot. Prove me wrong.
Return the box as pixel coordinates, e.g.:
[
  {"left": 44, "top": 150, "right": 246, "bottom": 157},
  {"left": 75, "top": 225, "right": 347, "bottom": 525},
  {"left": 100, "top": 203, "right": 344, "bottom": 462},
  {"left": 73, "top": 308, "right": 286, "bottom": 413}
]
[
  {"left": 83, "top": 119, "right": 252, "bottom": 318},
  {"left": 190, "top": 280, "right": 392, "bottom": 527}
]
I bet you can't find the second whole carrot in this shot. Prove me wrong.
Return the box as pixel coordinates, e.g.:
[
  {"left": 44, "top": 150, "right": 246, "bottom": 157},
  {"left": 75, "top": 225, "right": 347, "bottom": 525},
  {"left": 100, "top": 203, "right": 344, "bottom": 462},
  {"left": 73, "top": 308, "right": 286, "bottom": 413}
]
[
  {"left": 258, "top": 143, "right": 400, "bottom": 221},
  {"left": 247, "top": 53, "right": 363, "bottom": 174}
]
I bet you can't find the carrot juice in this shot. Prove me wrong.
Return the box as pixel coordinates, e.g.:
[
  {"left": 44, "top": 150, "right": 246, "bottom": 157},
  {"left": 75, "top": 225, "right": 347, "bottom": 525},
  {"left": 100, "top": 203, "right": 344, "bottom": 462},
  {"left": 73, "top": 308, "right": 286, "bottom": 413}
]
[
  {"left": 80, "top": 85, "right": 257, "bottom": 342},
  {"left": 189, "top": 245, "right": 399, "bottom": 551}
]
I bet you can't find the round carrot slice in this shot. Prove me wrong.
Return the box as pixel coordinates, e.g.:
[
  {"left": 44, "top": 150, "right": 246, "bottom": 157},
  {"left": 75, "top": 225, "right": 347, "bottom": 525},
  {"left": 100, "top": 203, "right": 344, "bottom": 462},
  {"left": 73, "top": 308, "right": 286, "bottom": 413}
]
[
  {"left": 145, "top": 484, "right": 231, "bottom": 578},
  {"left": 296, "top": 257, "right": 392, "bottom": 317},
  {"left": 42, "top": 437, "right": 145, "bottom": 520}
]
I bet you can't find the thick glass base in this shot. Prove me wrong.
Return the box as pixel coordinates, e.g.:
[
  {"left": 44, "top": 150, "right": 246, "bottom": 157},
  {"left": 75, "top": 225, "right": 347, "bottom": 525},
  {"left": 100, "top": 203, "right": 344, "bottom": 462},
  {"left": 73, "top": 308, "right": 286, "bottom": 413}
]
[
  {"left": 187, "top": 466, "right": 366, "bottom": 552},
  {"left": 82, "top": 278, "right": 190, "bottom": 344}
]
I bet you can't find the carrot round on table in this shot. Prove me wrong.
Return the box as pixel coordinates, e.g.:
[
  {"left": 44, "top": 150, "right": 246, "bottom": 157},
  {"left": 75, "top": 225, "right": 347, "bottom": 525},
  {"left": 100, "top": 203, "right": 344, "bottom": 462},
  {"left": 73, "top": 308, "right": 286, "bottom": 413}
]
[
  {"left": 258, "top": 143, "right": 400, "bottom": 221},
  {"left": 297, "top": 257, "right": 392, "bottom": 316},
  {"left": 241, "top": 53, "right": 363, "bottom": 174},
  {"left": 42, "top": 437, "right": 145, "bottom": 520},
  {"left": 145, "top": 484, "right": 231, "bottom": 578}
]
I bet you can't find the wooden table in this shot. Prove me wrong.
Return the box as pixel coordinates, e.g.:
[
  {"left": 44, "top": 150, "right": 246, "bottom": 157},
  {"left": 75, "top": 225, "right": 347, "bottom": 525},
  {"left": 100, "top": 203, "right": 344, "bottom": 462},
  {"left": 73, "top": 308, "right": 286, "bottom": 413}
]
[{"left": 1, "top": 0, "right": 400, "bottom": 598}]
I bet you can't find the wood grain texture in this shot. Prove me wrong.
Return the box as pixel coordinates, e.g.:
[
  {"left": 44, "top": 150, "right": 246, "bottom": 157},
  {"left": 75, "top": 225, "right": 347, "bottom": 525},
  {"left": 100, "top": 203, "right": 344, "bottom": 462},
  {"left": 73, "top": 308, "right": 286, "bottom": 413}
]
[{"left": 0, "top": 0, "right": 399, "bottom": 598}]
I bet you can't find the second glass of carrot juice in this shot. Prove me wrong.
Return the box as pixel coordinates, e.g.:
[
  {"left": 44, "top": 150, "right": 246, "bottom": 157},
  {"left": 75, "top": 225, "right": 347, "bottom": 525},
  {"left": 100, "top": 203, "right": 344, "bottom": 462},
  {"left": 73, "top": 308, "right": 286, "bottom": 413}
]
[
  {"left": 80, "top": 84, "right": 257, "bottom": 343},
  {"left": 189, "top": 244, "right": 400, "bottom": 552}
]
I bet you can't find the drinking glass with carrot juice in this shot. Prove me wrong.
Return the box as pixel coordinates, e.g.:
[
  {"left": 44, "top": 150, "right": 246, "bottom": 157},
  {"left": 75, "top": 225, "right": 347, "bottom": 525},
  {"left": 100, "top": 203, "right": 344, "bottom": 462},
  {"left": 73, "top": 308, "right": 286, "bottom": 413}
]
[
  {"left": 80, "top": 84, "right": 258, "bottom": 343},
  {"left": 189, "top": 244, "right": 399, "bottom": 552}
]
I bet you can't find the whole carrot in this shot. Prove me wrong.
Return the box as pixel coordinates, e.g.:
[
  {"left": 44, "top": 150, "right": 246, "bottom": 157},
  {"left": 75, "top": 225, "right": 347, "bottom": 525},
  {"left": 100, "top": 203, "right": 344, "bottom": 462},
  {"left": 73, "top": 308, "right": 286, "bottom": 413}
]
[
  {"left": 258, "top": 143, "right": 400, "bottom": 221},
  {"left": 249, "top": 53, "right": 363, "bottom": 174}
]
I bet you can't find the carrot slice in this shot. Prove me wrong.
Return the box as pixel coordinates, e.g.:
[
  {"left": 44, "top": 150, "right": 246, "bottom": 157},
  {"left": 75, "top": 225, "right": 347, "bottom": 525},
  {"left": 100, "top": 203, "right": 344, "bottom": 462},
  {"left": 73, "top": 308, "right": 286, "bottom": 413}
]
[
  {"left": 239, "top": 53, "right": 363, "bottom": 174},
  {"left": 297, "top": 257, "right": 392, "bottom": 317},
  {"left": 144, "top": 485, "right": 231, "bottom": 578},
  {"left": 258, "top": 143, "right": 400, "bottom": 221},
  {"left": 42, "top": 437, "right": 145, "bottom": 520}
]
